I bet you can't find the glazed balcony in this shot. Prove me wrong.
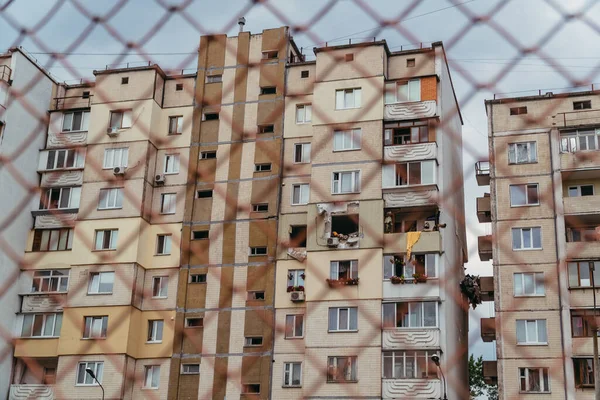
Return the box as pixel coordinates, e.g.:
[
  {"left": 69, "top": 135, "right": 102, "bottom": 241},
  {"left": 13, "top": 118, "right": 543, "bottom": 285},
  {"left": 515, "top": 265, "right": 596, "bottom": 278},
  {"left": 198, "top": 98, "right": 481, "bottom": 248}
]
[
  {"left": 478, "top": 235, "right": 492, "bottom": 261},
  {"left": 382, "top": 379, "right": 442, "bottom": 399},
  {"left": 383, "top": 142, "right": 437, "bottom": 164},
  {"left": 9, "top": 385, "right": 54, "bottom": 400},
  {"left": 382, "top": 328, "right": 440, "bottom": 350},
  {"left": 384, "top": 100, "right": 437, "bottom": 121},
  {"left": 479, "top": 276, "right": 494, "bottom": 302},
  {"left": 477, "top": 195, "right": 491, "bottom": 223},
  {"left": 483, "top": 361, "right": 498, "bottom": 385},
  {"left": 50, "top": 94, "right": 92, "bottom": 111},
  {"left": 475, "top": 161, "right": 490, "bottom": 186},
  {"left": 480, "top": 317, "right": 496, "bottom": 343}
]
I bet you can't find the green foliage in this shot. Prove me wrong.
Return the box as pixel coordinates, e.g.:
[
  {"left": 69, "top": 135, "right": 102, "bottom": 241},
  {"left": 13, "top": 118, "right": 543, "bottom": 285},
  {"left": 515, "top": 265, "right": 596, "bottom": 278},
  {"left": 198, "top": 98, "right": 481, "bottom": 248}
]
[{"left": 469, "top": 354, "right": 498, "bottom": 400}]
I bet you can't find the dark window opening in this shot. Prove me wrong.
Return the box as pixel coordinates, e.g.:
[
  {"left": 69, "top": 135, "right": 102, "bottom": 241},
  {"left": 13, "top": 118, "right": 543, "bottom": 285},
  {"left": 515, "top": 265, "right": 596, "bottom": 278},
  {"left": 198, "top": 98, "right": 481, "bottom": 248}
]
[
  {"left": 260, "top": 86, "right": 277, "bottom": 95},
  {"left": 407, "top": 58, "right": 416, "bottom": 67},
  {"left": 290, "top": 225, "right": 307, "bottom": 247},
  {"left": 197, "top": 190, "right": 213, "bottom": 198},
  {"left": 258, "top": 124, "right": 274, "bottom": 133},
  {"left": 248, "top": 291, "right": 265, "bottom": 301},
  {"left": 186, "top": 318, "right": 203, "bottom": 327},
  {"left": 82, "top": 91, "right": 90, "bottom": 99},
  {"left": 262, "top": 51, "right": 278, "bottom": 60},
  {"left": 574, "top": 100, "right": 592, "bottom": 110},
  {"left": 204, "top": 113, "right": 219, "bottom": 121},
  {"left": 192, "top": 230, "right": 209, "bottom": 240},
  {"left": 190, "top": 274, "right": 207, "bottom": 283},
  {"left": 200, "top": 151, "right": 217, "bottom": 159},
  {"left": 242, "top": 384, "right": 261, "bottom": 394},
  {"left": 510, "top": 106, "right": 528, "bottom": 115},
  {"left": 301, "top": 70, "right": 309, "bottom": 78},
  {"left": 176, "top": 83, "right": 183, "bottom": 91},
  {"left": 255, "top": 163, "right": 272, "bottom": 172},
  {"left": 250, "top": 247, "right": 268, "bottom": 256},
  {"left": 386, "top": 208, "right": 438, "bottom": 233},
  {"left": 121, "top": 77, "right": 129, "bottom": 85},
  {"left": 252, "top": 204, "right": 269, "bottom": 212},
  {"left": 331, "top": 214, "right": 359, "bottom": 236}
]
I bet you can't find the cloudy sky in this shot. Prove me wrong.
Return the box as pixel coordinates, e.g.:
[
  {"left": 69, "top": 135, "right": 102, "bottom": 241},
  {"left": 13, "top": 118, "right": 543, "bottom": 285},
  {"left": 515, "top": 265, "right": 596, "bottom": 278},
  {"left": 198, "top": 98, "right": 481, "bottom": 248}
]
[{"left": 3, "top": 0, "right": 600, "bottom": 359}]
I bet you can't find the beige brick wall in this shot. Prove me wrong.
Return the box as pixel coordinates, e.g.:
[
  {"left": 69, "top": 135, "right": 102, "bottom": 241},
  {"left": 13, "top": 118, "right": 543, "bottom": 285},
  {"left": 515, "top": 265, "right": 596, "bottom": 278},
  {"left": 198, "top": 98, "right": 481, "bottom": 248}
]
[
  {"left": 79, "top": 179, "right": 144, "bottom": 220},
  {"left": 149, "top": 185, "right": 186, "bottom": 224},
  {"left": 140, "top": 267, "right": 178, "bottom": 310},
  {"left": 66, "top": 263, "right": 137, "bottom": 307},
  {"left": 93, "top": 70, "right": 156, "bottom": 105},
  {"left": 280, "top": 176, "right": 311, "bottom": 214},
  {"left": 491, "top": 132, "right": 552, "bottom": 178},
  {"left": 311, "top": 120, "right": 383, "bottom": 165},
  {"left": 163, "top": 77, "right": 195, "bottom": 108},
  {"left": 131, "top": 358, "right": 171, "bottom": 399},
  {"left": 494, "top": 175, "right": 555, "bottom": 221},
  {"left": 497, "top": 264, "right": 560, "bottom": 311},
  {"left": 496, "top": 219, "right": 557, "bottom": 265},
  {"left": 283, "top": 96, "right": 315, "bottom": 139},
  {"left": 56, "top": 354, "right": 126, "bottom": 399},
  {"left": 315, "top": 45, "right": 385, "bottom": 82},
  {"left": 499, "top": 358, "right": 565, "bottom": 399},
  {"left": 274, "top": 308, "right": 306, "bottom": 354},
  {"left": 387, "top": 51, "right": 436, "bottom": 80},
  {"left": 310, "top": 162, "right": 381, "bottom": 203},
  {"left": 83, "top": 141, "right": 149, "bottom": 183},
  {"left": 498, "top": 311, "right": 563, "bottom": 359},
  {"left": 271, "top": 353, "right": 305, "bottom": 400},
  {"left": 282, "top": 138, "right": 312, "bottom": 177},
  {"left": 287, "top": 64, "right": 315, "bottom": 96}
]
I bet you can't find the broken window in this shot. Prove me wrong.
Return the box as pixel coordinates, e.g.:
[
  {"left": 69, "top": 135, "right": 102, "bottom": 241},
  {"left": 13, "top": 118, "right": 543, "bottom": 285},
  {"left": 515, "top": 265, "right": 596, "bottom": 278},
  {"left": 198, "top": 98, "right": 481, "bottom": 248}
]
[
  {"left": 331, "top": 214, "right": 359, "bottom": 236},
  {"left": 290, "top": 225, "right": 307, "bottom": 248}
]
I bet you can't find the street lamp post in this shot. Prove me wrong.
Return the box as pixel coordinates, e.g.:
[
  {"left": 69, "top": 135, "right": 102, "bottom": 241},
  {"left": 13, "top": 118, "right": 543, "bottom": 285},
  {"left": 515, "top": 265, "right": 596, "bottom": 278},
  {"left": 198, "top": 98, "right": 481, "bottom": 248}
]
[
  {"left": 85, "top": 368, "right": 105, "bottom": 400},
  {"left": 431, "top": 354, "right": 448, "bottom": 400}
]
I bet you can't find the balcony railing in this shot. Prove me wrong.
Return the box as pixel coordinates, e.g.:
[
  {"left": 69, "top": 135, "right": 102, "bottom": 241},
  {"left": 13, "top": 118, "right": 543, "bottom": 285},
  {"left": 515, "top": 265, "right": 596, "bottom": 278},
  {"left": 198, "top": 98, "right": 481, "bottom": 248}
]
[
  {"left": 475, "top": 161, "right": 490, "bottom": 186},
  {"left": 382, "top": 379, "right": 441, "bottom": 399},
  {"left": 479, "top": 276, "right": 494, "bottom": 302},
  {"left": 478, "top": 235, "right": 492, "bottom": 261},
  {"left": 480, "top": 317, "right": 496, "bottom": 342},
  {"left": 9, "top": 384, "right": 54, "bottom": 400},
  {"left": 51, "top": 94, "right": 92, "bottom": 111},
  {"left": 483, "top": 361, "right": 498, "bottom": 385},
  {"left": 384, "top": 100, "right": 437, "bottom": 121},
  {"left": 0, "top": 65, "right": 11, "bottom": 82},
  {"left": 382, "top": 328, "right": 440, "bottom": 350},
  {"left": 476, "top": 195, "right": 491, "bottom": 223}
]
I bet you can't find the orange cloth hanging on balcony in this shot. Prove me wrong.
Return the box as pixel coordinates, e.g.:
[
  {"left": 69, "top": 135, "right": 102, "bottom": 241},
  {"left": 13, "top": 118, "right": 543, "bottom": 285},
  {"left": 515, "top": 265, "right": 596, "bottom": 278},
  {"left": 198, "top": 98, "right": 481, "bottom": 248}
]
[{"left": 406, "top": 231, "right": 422, "bottom": 259}]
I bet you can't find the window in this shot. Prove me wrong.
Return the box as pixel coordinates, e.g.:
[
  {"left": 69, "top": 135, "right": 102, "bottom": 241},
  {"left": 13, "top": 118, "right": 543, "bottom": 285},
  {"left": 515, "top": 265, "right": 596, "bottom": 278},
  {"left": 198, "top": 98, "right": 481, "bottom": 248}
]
[
  {"left": 285, "top": 314, "right": 304, "bottom": 338},
  {"left": 88, "top": 272, "right": 115, "bottom": 294},
  {"left": 164, "top": 154, "right": 180, "bottom": 174},
  {"left": 574, "top": 358, "right": 595, "bottom": 387},
  {"left": 203, "top": 112, "right": 219, "bottom": 121},
  {"left": 247, "top": 291, "right": 265, "bottom": 300},
  {"left": 31, "top": 270, "right": 69, "bottom": 293},
  {"left": 76, "top": 362, "right": 103, "bottom": 385},
  {"left": 328, "top": 307, "right": 358, "bottom": 332},
  {"left": 258, "top": 124, "right": 274, "bottom": 133},
  {"left": 383, "top": 254, "right": 437, "bottom": 280},
  {"left": 561, "top": 129, "right": 600, "bottom": 153},
  {"left": 152, "top": 276, "right": 168, "bottom": 298},
  {"left": 192, "top": 230, "right": 209, "bottom": 240},
  {"left": 510, "top": 106, "right": 528, "bottom": 115},
  {"left": 384, "top": 126, "right": 429, "bottom": 145},
  {"left": 190, "top": 274, "right": 207, "bottom": 283},
  {"left": 39, "top": 187, "right": 81, "bottom": 210},
  {"left": 574, "top": 100, "right": 591, "bottom": 110},
  {"left": 327, "top": 356, "right": 357, "bottom": 382},
  {"left": 383, "top": 351, "right": 438, "bottom": 379},
  {"left": 262, "top": 50, "right": 278, "bottom": 59},
  {"left": 21, "top": 313, "right": 62, "bottom": 337},
  {"left": 103, "top": 148, "right": 129, "bottom": 169},
  {"left": 249, "top": 247, "right": 267, "bottom": 256},
  {"left": 40, "top": 149, "right": 85, "bottom": 171},
  {"left": 568, "top": 227, "right": 598, "bottom": 242},
  {"left": 296, "top": 104, "right": 312, "bottom": 124},
  {"left": 519, "top": 367, "right": 550, "bottom": 393},
  {"left": 147, "top": 320, "right": 164, "bottom": 342},
  {"left": 254, "top": 163, "right": 272, "bottom": 172},
  {"left": 407, "top": 58, "right": 416, "bottom": 67},
  {"left": 160, "top": 193, "right": 176, "bottom": 214},
  {"left": 516, "top": 319, "right": 547, "bottom": 344},
  {"left": 283, "top": 362, "right": 302, "bottom": 387},
  {"left": 185, "top": 318, "right": 203, "bottom": 328},
  {"left": 382, "top": 302, "right": 438, "bottom": 328},
  {"left": 291, "top": 184, "right": 309, "bottom": 205},
  {"left": 571, "top": 310, "right": 599, "bottom": 337},
  {"left": 568, "top": 261, "right": 600, "bottom": 287},
  {"left": 109, "top": 110, "right": 133, "bottom": 130},
  {"left": 344, "top": 53, "right": 354, "bottom": 62},
  {"left": 385, "top": 80, "right": 420, "bottom": 103},
  {"left": 168, "top": 116, "right": 183, "bottom": 135},
  {"left": 252, "top": 203, "right": 268, "bottom": 212},
  {"left": 156, "top": 234, "right": 172, "bottom": 255},
  {"left": 98, "top": 188, "right": 123, "bottom": 210},
  {"left": 82, "top": 91, "right": 90, "bottom": 99},
  {"left": 244, "top": 337, "right": 263, "bottom": 346},
  {"left": 206, "top": 75, "right": 222, "bottom": 83},
  {"left": 287, "top": 269, "right": 305, "bottom": 289},
  {"left": 289, "top": 225, "right": 307, "bottom": 247},
  {"left": 510, "top": 184, "right": 539, "bottom": 206},
  {"left": 175, "top": 83, "right": 184, "bottom": 91},
  {"left": 62, "top": 111, "right": 90, "bottom": 132},
  {"left": 301, "top": 70, "right": 309, "bottom": 78},
  {"left": 32, "top": 228, "right": 73, "bottom": 252},
  {"left": 197, "top": 190, "right": 213, "bottom": 198},
  {"left": 121, "top": 77, "right": 129, "bottom": 85},
  {"left": 200, "top": 151, "right": 216, "bottom": 159},
  {"left": 383, "top": 160, "right": 436, "bottom": 188},
  {"left": 514, "top": 272, "right": 545, "bottom": 296},
  {"left": 260, "top": 86, "right": 277, "bottom": 95},
  {"left": 332, "top": 171, "right": 360, "bottom": 194},
  {"left": 508, "top": 142, "right": 537, "bottom": 164},
  {"left": 83, "top": 316, "right": 108, "bottom": 338},
  {"left": 335, "top": 88, "right": 361, "bottom": 109},
  {"left": 512, "top": 227, "right": 542, "bottom": 250},
  {"left": 294, "top": 143, "right": 311, "bottom": 163},
  {"left": 334, "top": 129, "right": 361, "bottom": 151},
  {"left": 94, "top": 229, "right": 118, "bottom": 250},
  {"left": 242, "top": 384, "right": 261, "bottom": 394},
  {"left": 181, "top": 364, "right": 200, "bottom": 374},
  {"left": 143, "top": 365, "right": 160, "bottom": 389},
  {"left": 331, "top": 214, "right": 359, "bottom": 236},
  {"left": 330, "top": 260, "right": 358, "bottom": 280},
  {"left": 568, "top": 185, "right": 594, "bottom": 197}
]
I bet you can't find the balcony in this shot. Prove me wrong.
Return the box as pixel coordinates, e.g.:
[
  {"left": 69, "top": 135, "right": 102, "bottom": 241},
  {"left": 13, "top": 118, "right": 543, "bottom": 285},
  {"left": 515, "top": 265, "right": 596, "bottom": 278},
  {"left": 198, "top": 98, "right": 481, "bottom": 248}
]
[
  {"left": 46, "top": 130, "right": 87, "bottom": 149},
  {"left": 384, "top": 100, "right": 437, "bottom": 121},
  {"left": 383, "top": 278, "right": 440, "bottom": 299},
  {"left": 483, "top": 361, "right": 498, "bottom": 385},
  {"left": 479, "top": 276, "right": 494, "bottom": 302},
  {"left": 475, "top": 161, "right": 490, "bottom": 186},
  {"left": 21, "top": 293, "right": 67, "bottom": 313},
  {"left": 382, "top": 328, "right": 440, "bottom": 350},
  {"left": 382, "top": 379, "right": 441, "bottom": 399},
  {"left": 383, "top": 142, "right": 437, "bottom": 163},
  {"left": 40, "top": 170, "right": 84, "bottom": 187},
  {"left": 383, "top": 184, "right": 439, "bottom": 209},
  {"left": 480, "top": 317, "right": 496, "bottom": 342},
  {"left": 566, "top": 240, "right": 600, "bottom": 260},
  {"left": 564, "top": 195, "right": 600, "bottom": 216},
  {"left": 0, "top": 65, "right": 11, "bottom": 83},
  {"left": 477, "top": 195, "right": 491, "bottom": 223},
  {"left": 478, "top": 235, "right": 492, "bottom": 261},
  {"left": 9, "top": 385, "right": 54, "bottom": 400},
  {"left": 51, "top": 94, "right": 92, "bottom": 111},
  {"left": 33, "top": 213, "right": 77, "bottom": 229},
  {"left": 14, "top": 338, "right": 59, "bottom": 358},
  {"left": 383, "top": 231, "right": 442, "bottom": 254}
]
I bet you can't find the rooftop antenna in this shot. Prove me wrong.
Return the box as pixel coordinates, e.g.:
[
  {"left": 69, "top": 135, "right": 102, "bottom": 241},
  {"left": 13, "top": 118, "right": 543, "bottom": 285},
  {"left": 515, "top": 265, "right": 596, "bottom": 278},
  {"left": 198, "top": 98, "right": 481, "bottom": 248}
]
[{"left": 238, "top": 17, "right": 246, "bottom": 33}]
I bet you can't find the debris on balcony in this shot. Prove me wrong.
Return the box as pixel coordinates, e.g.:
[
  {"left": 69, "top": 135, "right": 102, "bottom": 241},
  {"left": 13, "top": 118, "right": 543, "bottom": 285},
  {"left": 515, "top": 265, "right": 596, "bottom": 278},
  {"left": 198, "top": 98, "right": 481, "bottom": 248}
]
[
  {"left": 460, "top": 274, "right": 482, "bottom": 309},
  {"left": 326, "top": 278, "right": 359, "bottom": 287},
  {"left": 287, "top": 247, "right": 306, "bottom": 262},
  {"left": 317, "top": 202, "right": 362, "bottom": 248},
  {"left": 384, "top": 208, "right": 439, "bottom": 234}
]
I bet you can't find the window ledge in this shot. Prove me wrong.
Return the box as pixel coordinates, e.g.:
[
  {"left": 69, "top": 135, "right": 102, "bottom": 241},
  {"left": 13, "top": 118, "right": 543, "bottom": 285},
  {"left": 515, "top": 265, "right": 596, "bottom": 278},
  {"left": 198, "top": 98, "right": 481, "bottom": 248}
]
[
  {"left": 87, "top": 292, "right": 113, "bottom": 296},
  {"left": 513, "top": 248, "right": 543, "bottom": 251},
  {"left": 81, "top": 337, "right": 107, "bottom": 340},
  {"left": 163, "top": 172, "right": 179, "bottom": 175},
  {"left": 517, "top": 343, "right": 548, "bottom": 346},
  {"left": 282, "top": 385, "right": 302, "bottom": 388},
  {"left": 327, "top": 330, "right": 358, "bottom": 333},
  {"left": 151, "top": 296, "right": 168, "bottom": 299},
  {"left": 75, "top": 384, "right": 100, "bottom": 387},
  {"left": 155, "top": 253, "right": 171, "bottom": 257},
  {"left": 91, "top": 249, "right": 117, "bottom": 252},
  {"left": 514, "top": 294, "right": 545, "bottom": 297},
  {"left": 142, "top": 387, "right": 159, "bottom": 390},
  {"left": 518, "top": 391, "right": 551, "bottom": 395},
  {"left": 25, "top": 250, "right": 73, "bottom": 254},
  {"left": 146, "top": 341, "right": 163, "bottom": 344},
  {"left": 510, "top": 204, "right": 540, "bottom": 208},
  {"left": 326, "top": 380, "right": 358, "bottom": 384},
  {"left": 22, "top": 291, "right": 68, "bottom": 296},
  {"left": 17, "top": 336, "right": 59, "bottom": 340},
  {"left": 97, "top": 207, "right": 124, "bottom": 211}
]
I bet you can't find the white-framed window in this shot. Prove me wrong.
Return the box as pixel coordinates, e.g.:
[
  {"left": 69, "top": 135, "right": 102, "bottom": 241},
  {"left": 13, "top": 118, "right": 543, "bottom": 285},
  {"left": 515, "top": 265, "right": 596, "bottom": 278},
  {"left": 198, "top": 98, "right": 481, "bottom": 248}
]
[
  {"left": 255, "top": 163, "right": 272, "bottom": 172},
  {"left": 206, "top": 75, "right": 222, "bottom": 83},
  {"left": 330, "top": 260, "right": 358, "bottom": 280},
  {"left": 88, "top": 272, "right": 115, "bottom": 294},
  {"left": 287, "top": 269, "right": 305, "bottom": 289},
  {"left": 109, "top": 109, "right": 133, "bottom": 130},
  {"left": 574, "top": 100, "right": 592, "bottom": 110},
  {"left": 512, "top": 227, "right": 542, "bottom": 250},
  {"left": 516, "top": 319, "right": 548, "bottom": 344},
  {"left": 568, "top": 261, "right": 600, "bottom": 288},
  {"left": 294, "top": 143, "right": 311, "bottom": 163},
  {"left": 249, "top": 246, "right": 267, "bottom": 256},
  {"left": 519, "top": 367, "right": 550, "bottom": 393},
  {"left": 103, "top": 148, "right": 128, "bottom": 169},
  {"left": 335, "top": 88, "right": 361, "bottom": 110},
  {"left": 332, "top": 171, "right": 360, "bottom": 194},
  {"left": 296, "top": 104, "right": 312, "bottom": 124},
  {"left": 152, "top": 276, "right": 168, "bottom": 298},
  {"left": 32, "top": 228, "right": 73, "bottom": 252},
  {"left": 508, "top": 142, "right": 537, "bottom": 164},
  {"left": 291, "top": 183, "right": 309, "bottom": 205},
  {"left": 39, "top": 187, "right": 81, "bottom": 210},
  {"left": 168, "top": 116, "right": 183, "bottom": 135},
  {"left": 143, "top": 365, "right": 161, "bottom": 389},
  {"left": 62, "top": 110, "right": 90, "bottom": 132},
  {"left": 568, "top": 185, "right": 594, "bottom": 197},
  {"left": 510, "top": 184, "right": 539, "bottom": 206},
  {"left": 383, "top": 254, "right": 437, "bottom": 280},
  {"left": 181, "top": 364, "right": 200, "bottom": 374},
  {"left": 31, "top": 270, "right": 69, "bottom": 293},
  {"left": 510, "top": 106, "right": 528, "bottom": 115},
  {"left": 244, "top": 337, "right": 263, "bottom": 346},
  {"left": 283, "top": 362, "right": 302, "bottom": 387},
  {"left": 382, "top": 350, "right": 438, "bottom": 379},
  {"left": 285, "top": 314, "right": 304, "bottom": 338},
  {"left": 382, "top": 302, "right": 437, "bottom": 328},
  {"left": 514, "top": 272, "right": 545, "bottom": 296},
  {"left": 328, "top": 307, "right": 358, "bottom": 332},
  {"left": 98, "top": 188, "right": 123, "bottom": 210},
  {"left": 384, "top": 126, "right": 429, "bottom": 146},
  {"left": 83, "top": 316, "right": 108, "bottom": 338},
  {"left": 21, "top": 313, "right": 62, "bottom": 337},
  {"left": 252, "top": 203, "right": 268, "bottom": 212},
  {"left": 333, "top": 128, "right": 361, "bottom": 151},
  {"left": 382, "top": 160, "right": 436, "bottom": 188},
  {"left": 164, "top": 154, "right": 180, "bottom": 174},
  {"left": 160, "top": 193, "right": 177, "bottom": 214},
  {"left": 385, "top": 79, "right": 421, "bottom": 104},
  {"left": 574, "top": 358, "right": 595, "bottom": 387},
  {"left": 327, "top": 356, "right": 357, "bottom": 382},
  {"left": 561, "top": 129, "right": 600, "bottom": 153},
  {"left": 94, "top": 229, "right": 118, "bottom": 250},
  {"left": 76, "top": 361, "right": 103, "bottom": 385},
  {"left": 156, "top": 234, "right": 172, "bottom": 255},
  {"left": 39, "top": 149, "right": 85, "bottom": 171},
  {"left": 147, "top": 320, "right": 164, "bottom": 343}
]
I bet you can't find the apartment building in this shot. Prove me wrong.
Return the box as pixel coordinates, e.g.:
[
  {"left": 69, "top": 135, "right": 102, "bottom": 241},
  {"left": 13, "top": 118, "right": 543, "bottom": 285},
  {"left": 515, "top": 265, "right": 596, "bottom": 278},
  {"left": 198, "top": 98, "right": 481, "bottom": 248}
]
[
  {"left": 274, "top": 40, "right": 468, "bottom": 399},
  {"left": 10, "top": 64, "right": 194, "bottom": 399},
  {"left": 478, "top": 89, "right": 600, "bottom": 398}
]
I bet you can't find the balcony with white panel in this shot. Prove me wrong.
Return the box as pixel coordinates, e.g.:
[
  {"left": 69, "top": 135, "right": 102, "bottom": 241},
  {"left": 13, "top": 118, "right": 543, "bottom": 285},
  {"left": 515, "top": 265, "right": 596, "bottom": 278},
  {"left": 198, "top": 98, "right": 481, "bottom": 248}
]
[
  {"left": 382, "top": 379, "right": 442, "bottom": 399},
  {"left": 382, "top": 328, "right": 440, "bottom": 350}
]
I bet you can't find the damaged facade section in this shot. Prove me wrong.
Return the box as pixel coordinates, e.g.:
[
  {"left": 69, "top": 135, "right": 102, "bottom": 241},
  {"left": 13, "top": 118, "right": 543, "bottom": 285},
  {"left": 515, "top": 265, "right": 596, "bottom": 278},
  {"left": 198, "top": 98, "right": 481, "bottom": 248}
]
[{"left": 317, "top": 201, "right": 362, "bottom": 249}]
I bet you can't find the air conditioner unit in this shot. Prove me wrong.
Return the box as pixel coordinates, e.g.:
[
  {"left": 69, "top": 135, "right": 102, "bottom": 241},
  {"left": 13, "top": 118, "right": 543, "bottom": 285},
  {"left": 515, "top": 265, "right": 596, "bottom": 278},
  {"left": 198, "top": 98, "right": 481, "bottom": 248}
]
[
  {"left": 327, "top": 237, "right": 339, "bottom": 247},
  {"left": 423, "top": 220, "right": 435, "bottom": 232},
  {"left": 113, "top": 166, "right": 126, "bottom": 175},
  {"left": 155, "top": 174, "right": 166, "bottom": 185},
  {"left": 107, "top": 127, "right": 119, "bottom": 137},
  {"left": 290, "top": 291, "right": 305, "bottom": 302}
]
